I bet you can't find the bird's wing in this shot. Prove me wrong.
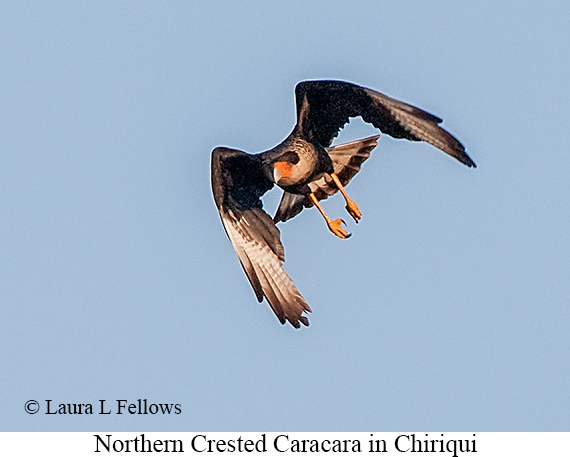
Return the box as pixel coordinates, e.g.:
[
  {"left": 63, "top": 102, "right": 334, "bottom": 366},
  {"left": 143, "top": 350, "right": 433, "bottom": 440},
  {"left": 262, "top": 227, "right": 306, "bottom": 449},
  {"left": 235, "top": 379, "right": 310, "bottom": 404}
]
[
  {"left": 274, "top": 135, "right": 379, "bottom": 223},
  {"left": 295, "top": 80, "right": 475, "bottom": 167},
  {"left": 211, "top": 147, "right": 311, "bottom": 328}
]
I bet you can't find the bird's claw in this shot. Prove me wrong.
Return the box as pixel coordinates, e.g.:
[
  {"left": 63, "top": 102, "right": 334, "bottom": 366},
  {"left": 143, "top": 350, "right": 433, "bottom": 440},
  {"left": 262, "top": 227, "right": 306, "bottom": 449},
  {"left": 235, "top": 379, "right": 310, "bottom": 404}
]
[
  {"left": 327, "top": 218, "right": 351, "bottom": 239},
  {"left": 345, "top": 199, "right": 361, "bottom": 223}
]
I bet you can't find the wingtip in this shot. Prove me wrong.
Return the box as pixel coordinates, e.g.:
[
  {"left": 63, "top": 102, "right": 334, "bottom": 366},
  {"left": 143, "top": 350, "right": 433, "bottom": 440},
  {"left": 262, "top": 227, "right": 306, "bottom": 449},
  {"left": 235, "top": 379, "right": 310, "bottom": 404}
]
[
  {"left": 280, "top": 313, "right": 310, "bottom": 329},
  {"left": 453, "top": 148, "right": 476, "bottom": 168},
  {"left": 289, "top": 316, "right": 310, "bottom": 329},
  {"left": 463, "top": 155, "right": 477, "bottom": 168}
]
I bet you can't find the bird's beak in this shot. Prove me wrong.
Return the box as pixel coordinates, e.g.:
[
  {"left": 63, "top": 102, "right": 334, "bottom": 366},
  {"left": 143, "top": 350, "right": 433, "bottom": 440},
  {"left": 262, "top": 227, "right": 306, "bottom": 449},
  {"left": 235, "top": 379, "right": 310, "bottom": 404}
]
[
  {"left": 273, "top": 166, "right": 282, "bottom": 184},
  {"left": 273, "top": 161, "right": 293, "bottom": 184}
]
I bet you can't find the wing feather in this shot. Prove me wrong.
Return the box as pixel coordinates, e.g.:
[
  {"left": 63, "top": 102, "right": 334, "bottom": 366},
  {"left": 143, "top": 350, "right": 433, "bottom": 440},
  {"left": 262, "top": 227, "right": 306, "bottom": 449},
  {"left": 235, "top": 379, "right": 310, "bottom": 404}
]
[
  {"left": 212, "top": 147, "right": 311, "bottom": 327},
  {"left": 295, "top": 80, "right": 475, "bottom": 167}
]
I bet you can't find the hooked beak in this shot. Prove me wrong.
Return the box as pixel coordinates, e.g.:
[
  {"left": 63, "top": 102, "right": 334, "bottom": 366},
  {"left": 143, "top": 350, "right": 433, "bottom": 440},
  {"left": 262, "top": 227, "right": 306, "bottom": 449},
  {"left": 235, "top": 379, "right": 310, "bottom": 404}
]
[
  {"left": 273, "top": 166, "right": 282, "bottom": 184},
  {"left": 273, "top": 161, "right": 292, "bottom": 184}
]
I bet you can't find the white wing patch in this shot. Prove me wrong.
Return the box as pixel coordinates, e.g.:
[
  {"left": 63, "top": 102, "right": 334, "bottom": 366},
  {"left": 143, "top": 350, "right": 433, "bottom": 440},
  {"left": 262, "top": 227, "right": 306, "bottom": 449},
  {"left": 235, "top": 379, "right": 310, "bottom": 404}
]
[{"left": 221, "top": 207, "right": 311, "bottom": 328}]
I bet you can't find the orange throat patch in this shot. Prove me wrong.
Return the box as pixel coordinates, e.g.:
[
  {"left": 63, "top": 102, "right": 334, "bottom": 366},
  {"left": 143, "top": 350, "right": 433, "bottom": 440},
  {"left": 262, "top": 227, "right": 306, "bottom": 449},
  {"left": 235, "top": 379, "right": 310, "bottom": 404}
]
[{"left": 273, "top": 161, "right": 294, "bottom": 182}]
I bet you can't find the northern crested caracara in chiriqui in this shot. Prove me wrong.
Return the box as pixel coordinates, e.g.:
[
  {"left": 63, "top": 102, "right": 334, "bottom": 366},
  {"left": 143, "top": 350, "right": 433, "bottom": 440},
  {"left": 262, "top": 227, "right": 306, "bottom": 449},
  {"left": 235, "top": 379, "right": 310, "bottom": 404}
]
[{"left": 211, "top": 80, "right": 475, "bottom": 328}]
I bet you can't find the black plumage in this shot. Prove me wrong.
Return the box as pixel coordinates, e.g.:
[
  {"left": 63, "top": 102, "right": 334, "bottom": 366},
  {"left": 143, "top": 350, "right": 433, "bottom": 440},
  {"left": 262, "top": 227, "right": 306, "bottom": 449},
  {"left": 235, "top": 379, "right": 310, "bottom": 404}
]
[{"left": 211, "top": 80, "right": 475, "bottom": 328}]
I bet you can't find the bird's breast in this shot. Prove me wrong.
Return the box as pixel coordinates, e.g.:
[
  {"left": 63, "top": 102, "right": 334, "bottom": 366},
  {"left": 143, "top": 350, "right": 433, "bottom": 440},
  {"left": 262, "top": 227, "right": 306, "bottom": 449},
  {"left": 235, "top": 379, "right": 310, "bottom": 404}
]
[{"left": 281, "top": 139, "right": 322, "bottom": 183}]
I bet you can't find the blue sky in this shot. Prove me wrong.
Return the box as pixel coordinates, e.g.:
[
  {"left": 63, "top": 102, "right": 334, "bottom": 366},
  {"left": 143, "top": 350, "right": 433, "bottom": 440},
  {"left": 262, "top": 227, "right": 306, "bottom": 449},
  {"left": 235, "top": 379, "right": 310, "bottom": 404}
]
[{"left": 1, "top": 1, "right": 569, "bottom": 431}]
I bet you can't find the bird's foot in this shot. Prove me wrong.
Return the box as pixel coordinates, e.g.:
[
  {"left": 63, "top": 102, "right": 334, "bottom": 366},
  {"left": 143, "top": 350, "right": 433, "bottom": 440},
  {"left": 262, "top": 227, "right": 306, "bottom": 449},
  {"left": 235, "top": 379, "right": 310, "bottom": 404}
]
[
  {"left": 327, "top": 218, "right": 351, "bottom": 239},
  {"left": 345, "top": 198, "right": 361, "bottom": 223}
]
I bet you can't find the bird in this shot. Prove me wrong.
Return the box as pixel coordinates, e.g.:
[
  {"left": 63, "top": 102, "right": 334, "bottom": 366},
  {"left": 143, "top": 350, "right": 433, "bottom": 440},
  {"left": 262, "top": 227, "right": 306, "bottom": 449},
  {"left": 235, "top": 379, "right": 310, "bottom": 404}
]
[{"left": 211, "top": 80, "right": 475, "bottom": 328}]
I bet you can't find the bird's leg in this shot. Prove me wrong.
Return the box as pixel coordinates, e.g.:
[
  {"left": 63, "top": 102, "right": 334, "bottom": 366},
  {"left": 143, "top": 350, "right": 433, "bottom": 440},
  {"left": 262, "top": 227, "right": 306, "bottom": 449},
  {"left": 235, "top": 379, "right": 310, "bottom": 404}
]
[
  {"left": 330, "top": 173, "right": 361, "bottom": 223},
  {"left": 308, "top": 193, "right": 351, "bottom": 239}
]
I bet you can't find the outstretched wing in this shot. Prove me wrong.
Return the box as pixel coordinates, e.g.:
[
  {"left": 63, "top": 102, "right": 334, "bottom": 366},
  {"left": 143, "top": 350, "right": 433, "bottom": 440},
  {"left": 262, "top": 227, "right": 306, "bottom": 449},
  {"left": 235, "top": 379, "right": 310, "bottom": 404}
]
[
  {"left": 274, "top": 135, "right": 379, "bottom": 223},
  {"left": 211, "top": 147, "right": 311, "bottom": 328},
  {"left": 295, "top": 80, "right": 475, "bottom": 167}
]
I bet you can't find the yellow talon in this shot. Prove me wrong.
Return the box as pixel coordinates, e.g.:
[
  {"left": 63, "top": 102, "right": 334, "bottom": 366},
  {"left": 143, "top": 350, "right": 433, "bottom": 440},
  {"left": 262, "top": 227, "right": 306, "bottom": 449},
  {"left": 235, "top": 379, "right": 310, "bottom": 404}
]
[
  {"left": 345, "top": 198, "right": 361, "bottom": 223},
  {"left": 308, "top": 192, "right": 351, "bottom": 239},
  {"left": 327, "top": 218, "right": 351, "bottom": 239},
  {"left": 330, "top": 173, "right": 362, "bottom": 223}
]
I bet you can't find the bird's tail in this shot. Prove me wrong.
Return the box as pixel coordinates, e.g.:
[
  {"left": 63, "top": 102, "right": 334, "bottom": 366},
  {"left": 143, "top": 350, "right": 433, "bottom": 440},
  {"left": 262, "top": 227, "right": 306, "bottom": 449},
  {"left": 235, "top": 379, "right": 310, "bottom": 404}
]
[{"left": 327, "top": 135, "right": 379, "bottom": 184}]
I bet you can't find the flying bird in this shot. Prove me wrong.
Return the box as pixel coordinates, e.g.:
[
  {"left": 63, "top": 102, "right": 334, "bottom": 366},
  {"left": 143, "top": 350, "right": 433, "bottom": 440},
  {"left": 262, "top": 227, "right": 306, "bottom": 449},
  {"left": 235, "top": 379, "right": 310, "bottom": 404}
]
[{"left": 211, "top": 80, "right": 475, "bottom": 328}]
